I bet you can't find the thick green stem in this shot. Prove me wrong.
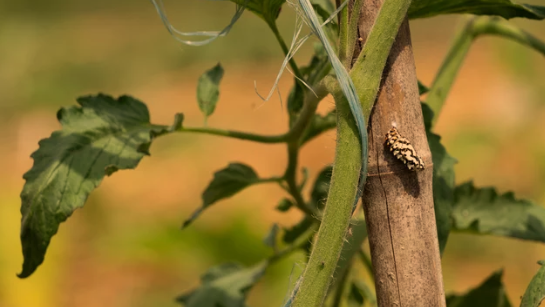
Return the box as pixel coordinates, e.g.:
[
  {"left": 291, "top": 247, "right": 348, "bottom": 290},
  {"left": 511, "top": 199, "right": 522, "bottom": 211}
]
[
  {"left": 427, "top": 16, "right": 545, "bottom": 127},
  {"left": 350, "top": 0, "right": 413, "bottom": 116},
  {"left": 292, "top": 97, "right": 361, "bottom": 306},
  {"left": 291, "top": 0, "right": 412, "bottom": 305}
]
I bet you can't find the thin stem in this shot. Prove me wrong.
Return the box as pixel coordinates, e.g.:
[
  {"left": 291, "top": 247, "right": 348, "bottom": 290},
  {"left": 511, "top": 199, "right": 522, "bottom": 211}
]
[
  {"left": 427, "top": 16, "right": 545, "bottom": 128},
  {"left": 426, "top": 16, "right": 475, "bottom": 127},
  {"left": 283, "top": 83, "right": 329, "bottom": 217},
  {"left": 174, "top": 126, "right": 288, "bottom": 143},
  {"left": 284, "top": 142, "right": 315, "bottom": 217}
]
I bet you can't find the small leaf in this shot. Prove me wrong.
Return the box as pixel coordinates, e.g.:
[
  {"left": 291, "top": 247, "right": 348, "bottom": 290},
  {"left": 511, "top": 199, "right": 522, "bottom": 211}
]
[
  {"left": 446, "top": 270, "right": 512, "bottom": 307},
  {"left": 422, "top": 103, "right": 457, "bottom": 255},
  {"left": 521, "top": 260, "right": 545, "bottom": 307},
  {"left": 451, "top": 181, "right": 545, "bottom": 243},
  {"left": 263, "top": 223, "right": 279, "bottom": 250},
  {"left": 177, "top": 261, "right": 268, "bottom": 307},
  {"left": 310, "top": 165, "right": 333, "bottom": 211},
  {"left": 276, "top": 198, "right": 294, "bottom": 212},
  {"left": 227, "top": 0, "right": 286, "bottom": 23},
  {"left": 183, "top": 163, "right": 259, "bottom": 228},
  {"left": 409, "top": 0, "right": 545, "bottom": 20},
  {"left": 19, "top": 94, "right": 167, "bottom": 278},
  {"left": 197, "top": 63, "right": 224, "bottom": 122}
]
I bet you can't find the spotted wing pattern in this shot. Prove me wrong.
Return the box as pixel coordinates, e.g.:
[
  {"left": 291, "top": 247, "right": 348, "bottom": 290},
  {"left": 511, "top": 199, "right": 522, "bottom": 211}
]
[{"left": 385, "top": 127, "right": 425, "bottom": 171}]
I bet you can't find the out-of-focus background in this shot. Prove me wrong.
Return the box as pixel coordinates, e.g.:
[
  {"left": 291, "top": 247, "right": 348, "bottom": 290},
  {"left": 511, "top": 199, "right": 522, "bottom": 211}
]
[{"left": 1, "top": 0, "right": 544, "bottom": 306}]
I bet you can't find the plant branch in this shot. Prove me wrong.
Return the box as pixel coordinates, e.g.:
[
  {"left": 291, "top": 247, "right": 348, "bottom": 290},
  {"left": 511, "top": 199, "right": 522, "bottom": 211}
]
[
  {"left": 427, "top": 16, "right": 545, "bottom": 127},
  {"left": 173, "top": 126, "right": 288, "bottom": 143},
  {"left": 283, "top": 83, "right": 329, "bottom": 217},
  {"left": 291, "top": 0, "right": 413, "bottom": 305},
  {"left": 339, "top": 0, "right": 364, "bottom": 68}
]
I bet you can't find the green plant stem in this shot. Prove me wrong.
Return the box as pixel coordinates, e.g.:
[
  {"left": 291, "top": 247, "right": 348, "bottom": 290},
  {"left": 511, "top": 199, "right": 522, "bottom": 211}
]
[
  {"left": 292, "top": 0, "right": 412, "bottom": 305},
  {"left": 339, "top": 0, "right": 364, "bottom": 68},
  {"left": 173, "top": 126, "right": 288, "bottom": 143},
  {"left": 427, "top": 16, "right": 545, "bottom": 127},
  {"left": 358, "top": 249, "right": 374, "bottom": 282},
  {"left": 426, "top": 16, "right": 474, "bottom": 127},
  {"left": 284, "top": 84, "right": 329, "bottom": 217},
  {"left": 293, "top": 93, "right": 361, "bottom": 307}
]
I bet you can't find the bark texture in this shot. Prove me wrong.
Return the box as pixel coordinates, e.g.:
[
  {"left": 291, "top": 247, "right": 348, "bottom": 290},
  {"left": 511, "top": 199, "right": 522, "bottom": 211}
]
[{"left": 356, "top": 1, "right": 446, "bottom": 306}]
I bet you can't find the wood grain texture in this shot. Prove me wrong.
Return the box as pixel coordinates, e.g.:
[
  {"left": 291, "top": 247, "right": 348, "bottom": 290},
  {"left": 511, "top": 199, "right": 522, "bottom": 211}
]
[{"left": 355, "top": 1, "right": 446, "bottom": 306}]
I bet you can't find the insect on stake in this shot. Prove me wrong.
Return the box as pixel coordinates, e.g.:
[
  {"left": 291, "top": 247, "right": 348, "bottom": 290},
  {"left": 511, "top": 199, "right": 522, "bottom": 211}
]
[{"left": 385, "top": 127, "right": 425, "bottom": 171}]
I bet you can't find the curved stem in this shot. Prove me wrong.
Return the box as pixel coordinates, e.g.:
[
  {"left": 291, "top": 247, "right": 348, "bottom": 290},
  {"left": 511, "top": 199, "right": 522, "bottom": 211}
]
[
  {"left": 284, "top": 83, "right": 329, "bottom": 217},
  {"left": 426, "top": 16, "right": 475, "bottom": 126},
  {"left": 427, "top": 16, "right": 545, "bottom": 128}
]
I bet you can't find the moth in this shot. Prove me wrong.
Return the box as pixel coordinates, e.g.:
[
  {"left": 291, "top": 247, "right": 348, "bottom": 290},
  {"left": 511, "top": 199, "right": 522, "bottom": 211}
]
[{"left": 385, "top": 127, "right": 425, "bottom": 171}]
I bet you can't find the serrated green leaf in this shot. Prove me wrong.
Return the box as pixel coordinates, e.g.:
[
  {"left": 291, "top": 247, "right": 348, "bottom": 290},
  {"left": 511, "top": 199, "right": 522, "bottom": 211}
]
[
  {"left": 227, "top": 0, "right": 286, "bottom": 23},
  {"left": 446, "top": 270, "right": 512, "bottom": 307},
  {"left": 177, "top": 261, "right": 267, "bottom": 307},
  {"left": 409, "top": 0, "right": 545, "bottom": 20},
  {"left": 521, "top": 260, "right": 545, "bottom": 307},
  {"left": 18, "top": 94, "right": 167, "bottom": 278},
  {"left": 197, "top": 63, "right": 224, "bottom": 122},
  {"left": 310, "top": 165, "right": 333, "bottom": 211},
  {"left": 183, "top": 163, "right": 259, "bottom": 228},
  {"left": 276, "top": 198, "right": 294, "bottom": 212},
  {"left": 451, "top": 181, "right": 545, "bottom": 243},
  {"left": 422, "top": 103, "right": 457, "bottom": 255}
]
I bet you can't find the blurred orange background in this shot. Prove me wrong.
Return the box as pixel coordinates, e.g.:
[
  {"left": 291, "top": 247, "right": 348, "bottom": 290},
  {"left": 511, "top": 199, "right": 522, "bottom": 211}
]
[{"left": 1, "top": 0, "right": 545, "bottom": 306}]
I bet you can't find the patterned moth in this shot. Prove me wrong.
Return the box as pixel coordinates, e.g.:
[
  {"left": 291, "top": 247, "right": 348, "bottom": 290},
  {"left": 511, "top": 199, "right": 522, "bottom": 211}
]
[{"left": 385, "top": 127, "right": 425, "bottom": 171}]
